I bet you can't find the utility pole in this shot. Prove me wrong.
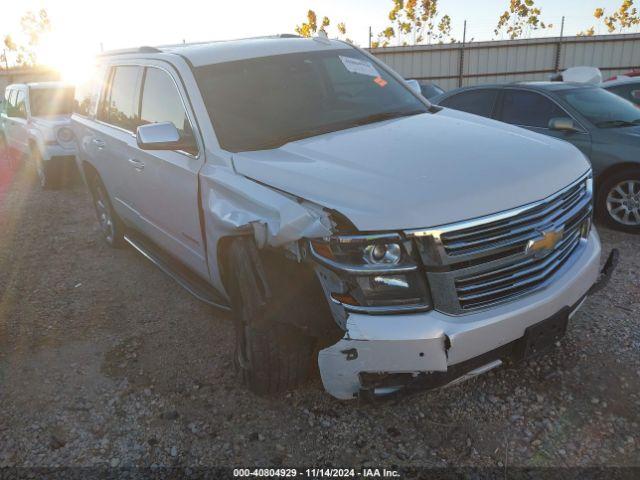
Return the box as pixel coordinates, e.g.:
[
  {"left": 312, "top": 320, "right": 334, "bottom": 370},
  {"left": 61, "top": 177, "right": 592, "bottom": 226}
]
[
  {"left": 3, "top": 49, "right": 8, "bottom": 70},
  {"left": 369, "top": 26, "right": 372, "bottom": 48},
  {"left": 458, "top": 20, "right": 467, "bottom": 88}
]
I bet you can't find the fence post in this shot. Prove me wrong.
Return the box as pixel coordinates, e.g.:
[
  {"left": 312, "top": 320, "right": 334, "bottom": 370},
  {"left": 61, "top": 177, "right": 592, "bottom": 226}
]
[
  {"left": 458, "top": 20, "right": 467, "bottom": 87},
  {"left": 554, "top": 16, "right": 565, "bottom": 72}
]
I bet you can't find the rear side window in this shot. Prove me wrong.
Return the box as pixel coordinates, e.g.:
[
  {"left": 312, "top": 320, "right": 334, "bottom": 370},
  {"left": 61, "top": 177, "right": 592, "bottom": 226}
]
[
  {"left": 440, "top": 89, "right": 498, "bottom": 118},
  {"left": 99, "top": 65, "right": 142, "bottom": 131},
  {"left": 500, "top": 90, "right": 566, "bottom": 128},
  {"left": 74, "top": 65, "right": 107, "bottom": 117}
]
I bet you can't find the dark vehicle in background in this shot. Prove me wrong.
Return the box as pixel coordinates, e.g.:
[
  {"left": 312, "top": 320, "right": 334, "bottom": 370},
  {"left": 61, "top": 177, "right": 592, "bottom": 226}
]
[
  {"left": 408, "top": 80, "right": 445, "bottom": 100},
  {"left": 603, "top": 78, "right": 640, "bottom": 107},
  {"left": 434, "top": 83, "right": 640, "bottom": 232}
]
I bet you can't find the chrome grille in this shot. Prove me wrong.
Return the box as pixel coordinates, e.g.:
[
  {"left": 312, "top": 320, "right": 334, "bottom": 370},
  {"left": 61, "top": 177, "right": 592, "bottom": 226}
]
[
  {"left": 440, "top": 179, "right": 587, "bottom": 260},
  {"left": 406, "top": 172, "right": 593, "bottom": 314}
]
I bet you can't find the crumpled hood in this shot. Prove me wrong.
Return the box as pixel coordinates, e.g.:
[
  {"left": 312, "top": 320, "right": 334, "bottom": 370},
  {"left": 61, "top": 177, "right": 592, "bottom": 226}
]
[{"left": 233, "top": 109, "right": 591, "bottom": 232}]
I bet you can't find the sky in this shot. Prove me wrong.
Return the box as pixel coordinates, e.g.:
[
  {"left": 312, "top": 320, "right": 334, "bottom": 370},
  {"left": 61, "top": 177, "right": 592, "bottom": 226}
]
[{"left": 0, "top": 0, "right": 635, "bottom": 80}]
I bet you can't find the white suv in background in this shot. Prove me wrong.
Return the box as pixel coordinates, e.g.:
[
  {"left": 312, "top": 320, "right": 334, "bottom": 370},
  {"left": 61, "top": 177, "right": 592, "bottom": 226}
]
[
  {"left": 72, "top": 35, "right": 615, "bottom": 400},
  {"left": 1, "top": 82, "right": 77, "bottom": 188}
]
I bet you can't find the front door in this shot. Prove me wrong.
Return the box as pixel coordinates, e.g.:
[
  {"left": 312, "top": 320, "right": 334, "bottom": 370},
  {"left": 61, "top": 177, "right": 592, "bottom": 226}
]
[
  {"left": 497, "top": 89, "right": 592, "bottom": 158},
  {"left": 126, "top": 64, "right": 208, "bottom": 279}
]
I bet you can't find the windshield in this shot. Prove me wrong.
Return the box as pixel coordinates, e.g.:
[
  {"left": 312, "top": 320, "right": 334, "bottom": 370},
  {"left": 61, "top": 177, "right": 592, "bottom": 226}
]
[
  {"left": 194, "top": 48, "right": 429, "bottom": 152},
  {"left": 29, "top": 87, "right": 75, "bottom": 117},
  {"left": 558, "top": 87, "right": 640, "bottom": 128}
]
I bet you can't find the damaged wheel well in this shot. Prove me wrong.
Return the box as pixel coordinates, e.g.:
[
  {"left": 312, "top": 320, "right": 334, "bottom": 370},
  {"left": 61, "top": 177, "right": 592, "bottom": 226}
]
[{"left": 218, "top": 235, "right": 343, "bottom": 342}]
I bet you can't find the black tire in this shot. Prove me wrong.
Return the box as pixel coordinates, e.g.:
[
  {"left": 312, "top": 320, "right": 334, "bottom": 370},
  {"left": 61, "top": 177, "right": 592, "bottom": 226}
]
[
  {"left": 88, "top": 170, "right": 126, "bottom": 248},
  {"left": 227, "top": 238, "right": 314, "bottom": 395},
  {"left": 596, "top": 168, "right": 640, "bottom": 234},
  {"left": 31, "top": 147, "right": 59, "bottom": 190}
]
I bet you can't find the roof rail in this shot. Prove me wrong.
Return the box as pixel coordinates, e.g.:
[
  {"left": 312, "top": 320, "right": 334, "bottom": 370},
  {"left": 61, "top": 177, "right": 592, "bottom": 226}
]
[
  {"left": 98, "top": 34, "right": 303, "bottom": 57},
  {"left": 98, "top": 46, "right": 162, "bottom": 57}
]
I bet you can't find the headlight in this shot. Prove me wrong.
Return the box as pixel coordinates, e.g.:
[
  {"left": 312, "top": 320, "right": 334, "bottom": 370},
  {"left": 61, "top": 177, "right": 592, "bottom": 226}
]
[
  {"left": 56, "top": 127, "right": 74, "bottom": 144},
  {"left": 309, "top": 234, "right": 432, "bottom": 313}
]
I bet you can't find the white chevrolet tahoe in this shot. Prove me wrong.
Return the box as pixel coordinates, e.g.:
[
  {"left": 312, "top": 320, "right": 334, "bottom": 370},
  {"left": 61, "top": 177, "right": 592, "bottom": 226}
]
[
  {"left": 72, "top": 35, "right": 615, "bottom": 400},
  {"left": 1, "top": 82, "right": 77, "bottom": 188}
]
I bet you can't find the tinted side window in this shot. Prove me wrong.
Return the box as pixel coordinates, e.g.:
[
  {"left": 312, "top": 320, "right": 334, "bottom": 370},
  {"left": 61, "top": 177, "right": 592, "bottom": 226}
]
[
  {"left": 440, "top": 89, "right": 498, "bottom": 117},
  {"left": 6, "top": 90, "right": 17, "bottom": 116},
  {"left": 606, "top": 84, "right": 640, "bottom": 105},
  {"left": 74, "top": 65, "right": 107, "bottom": 117},
  {"left": 15, "top": 91, "right": 27, "bottom": 118},
  {"left": 140, "top": 68, "right": 193, "bottom": 137},
  {"left": 500, "top": 90, "right": 566, "bottom": 128},
  {"left": 102, "top": 66, "right": 142, "bottom": 131}
]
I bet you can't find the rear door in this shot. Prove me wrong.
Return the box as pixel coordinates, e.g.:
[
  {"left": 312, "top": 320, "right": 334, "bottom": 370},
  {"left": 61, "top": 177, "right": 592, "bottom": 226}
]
[
  {"left": 91, "top": 64, "right": 144, "bottom": 226},
  {"left": 496, "top": 88, "right": 592, "bottom": 157},
  {"left": 126, "top": 63, "right": 208, "bottom": 279}
]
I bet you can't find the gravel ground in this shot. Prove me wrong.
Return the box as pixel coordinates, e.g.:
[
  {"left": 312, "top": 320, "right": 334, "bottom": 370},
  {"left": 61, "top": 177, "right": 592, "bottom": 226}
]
[{"left": 0, "top": 152, "right": 638, "bottom": 470}]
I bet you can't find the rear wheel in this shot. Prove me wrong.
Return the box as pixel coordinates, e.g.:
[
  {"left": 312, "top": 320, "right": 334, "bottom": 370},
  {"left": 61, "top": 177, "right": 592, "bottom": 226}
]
[
  {"left": 597, "top": 169, "right": 640, "bottom": 233},
  {"left": 89, "top": 171, "right": 125, "bottom": 248},
  {"left": 32, "top": 148, "right": 58, "bottom": 190},
  {"left": 226, "top": 238, "right": 315, "bottom": 395}
]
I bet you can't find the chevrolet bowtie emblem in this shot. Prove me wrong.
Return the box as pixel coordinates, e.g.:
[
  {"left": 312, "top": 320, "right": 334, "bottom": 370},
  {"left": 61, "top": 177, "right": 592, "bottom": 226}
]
[{"left": 525, "top": 227, "right": 564, "bottom": 258}]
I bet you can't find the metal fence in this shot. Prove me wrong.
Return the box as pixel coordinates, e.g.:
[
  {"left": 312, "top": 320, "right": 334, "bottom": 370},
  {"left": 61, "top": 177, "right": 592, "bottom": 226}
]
[{"left": 370, "top": 33, "right": 640, "bottom": 91}]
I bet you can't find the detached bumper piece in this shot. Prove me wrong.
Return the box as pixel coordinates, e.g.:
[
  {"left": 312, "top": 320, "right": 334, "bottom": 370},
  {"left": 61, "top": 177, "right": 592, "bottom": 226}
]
[
  {"left": 588, "top": 249, "right": 619, "bottom": 296},
  {"left": 358, "top": 300, "right": 588, "bottom": 401}
]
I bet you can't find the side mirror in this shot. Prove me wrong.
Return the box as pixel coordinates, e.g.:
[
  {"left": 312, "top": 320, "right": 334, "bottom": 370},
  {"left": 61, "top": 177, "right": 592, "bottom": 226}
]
[
  {"left": 549, "top": 117, "right": 579, "bottom": 133},
  {"left": 406, "top": 79, "right": 422, "bottom": 96},
  {"left": 136, "top": 122, "right": 193, "bottom": 151}
]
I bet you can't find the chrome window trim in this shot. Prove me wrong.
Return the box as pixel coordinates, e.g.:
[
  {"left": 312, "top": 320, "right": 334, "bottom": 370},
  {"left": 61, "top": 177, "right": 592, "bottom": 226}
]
[{"left": 96, "top": 62, "right": 202, "bottom": 160}]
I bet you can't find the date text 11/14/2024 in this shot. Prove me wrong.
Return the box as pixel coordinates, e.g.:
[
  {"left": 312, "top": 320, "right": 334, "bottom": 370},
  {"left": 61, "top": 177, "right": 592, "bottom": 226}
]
[{"left": 233, "top": 468, "right": 401, "bottom": 478}]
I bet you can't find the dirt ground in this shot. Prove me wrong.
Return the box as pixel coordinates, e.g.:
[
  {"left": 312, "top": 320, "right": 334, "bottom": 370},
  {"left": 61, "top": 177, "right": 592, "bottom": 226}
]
[{"left": 0, "top": 152, "right": 638, "bottom": 470}]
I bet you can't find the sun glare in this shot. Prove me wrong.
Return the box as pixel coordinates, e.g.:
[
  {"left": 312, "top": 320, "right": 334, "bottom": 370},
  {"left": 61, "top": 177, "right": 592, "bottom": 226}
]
[{"left": 35, "top": 30, "right": 97, "bottom": 85}]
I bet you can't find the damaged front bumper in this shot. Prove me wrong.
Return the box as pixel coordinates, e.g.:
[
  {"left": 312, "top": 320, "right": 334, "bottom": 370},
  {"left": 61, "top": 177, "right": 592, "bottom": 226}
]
[{"left": 318, "top": 231, "right": 611, "bottom": 400}]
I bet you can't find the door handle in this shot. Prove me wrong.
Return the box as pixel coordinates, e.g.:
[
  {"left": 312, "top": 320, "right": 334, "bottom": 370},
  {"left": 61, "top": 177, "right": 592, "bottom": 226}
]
[
  {"left": 92, "top": 138, "right": 105, "bottom": 149},
  {"left": 128, "top": 158, "right": 145, "bottom": 171}
]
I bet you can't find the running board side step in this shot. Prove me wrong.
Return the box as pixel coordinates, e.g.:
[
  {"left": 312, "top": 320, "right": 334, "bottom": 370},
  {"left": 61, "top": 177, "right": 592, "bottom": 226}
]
[{"left": 124, "top": 234, "right": 231, "bottom": 311}]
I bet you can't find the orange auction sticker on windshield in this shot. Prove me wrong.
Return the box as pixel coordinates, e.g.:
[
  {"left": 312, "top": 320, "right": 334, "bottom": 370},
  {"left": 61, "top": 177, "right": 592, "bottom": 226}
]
[{"left": 374, "top": 76, "right": 388, "bottom": 87}]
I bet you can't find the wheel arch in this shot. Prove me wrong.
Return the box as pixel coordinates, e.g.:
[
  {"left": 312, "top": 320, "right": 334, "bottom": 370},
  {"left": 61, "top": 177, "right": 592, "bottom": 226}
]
[{"left": 596, "top": 162, "right": 640, "bottom": 192}]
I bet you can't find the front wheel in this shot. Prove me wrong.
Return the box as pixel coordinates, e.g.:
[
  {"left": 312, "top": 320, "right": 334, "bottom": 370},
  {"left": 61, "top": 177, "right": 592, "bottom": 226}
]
[
  {"left": 597, "top": 169, "right": 640, "bottom": 233},
  {"left": 227, "top": 238, "right": 315, "bottom": 395}
]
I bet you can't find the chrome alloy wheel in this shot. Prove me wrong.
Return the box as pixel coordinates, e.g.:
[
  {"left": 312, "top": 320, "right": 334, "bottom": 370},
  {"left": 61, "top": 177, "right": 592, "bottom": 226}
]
[
  {"left": 606, "top": 179, "right": 640, "bottom": 226},
  {"left": 94, "top": 183, "right": 115, "bottom": 243}
]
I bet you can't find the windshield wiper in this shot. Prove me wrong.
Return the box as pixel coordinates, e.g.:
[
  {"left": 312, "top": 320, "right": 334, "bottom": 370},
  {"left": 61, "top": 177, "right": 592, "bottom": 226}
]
[
  {"left": 352, "top": 109, "right": 426, "bottom": 127},
  {"left": 596, "top": 119, "right": 640, "bottom": 128}
]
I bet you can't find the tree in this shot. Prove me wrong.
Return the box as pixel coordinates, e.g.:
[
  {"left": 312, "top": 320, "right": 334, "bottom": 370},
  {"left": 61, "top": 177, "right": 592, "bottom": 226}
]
[
  {"left": 295, "top": 10, "right": 351, "bottom": 42},
  {"left": 2, "top": 8, "right": 52, "bottom": 67},
  {"left": 373, "top": 0, "right": 455, "bottom": 48},
  {"left": 580, "top": 1, "right": 639, "bottom": 35},
  {"left": 494, "top": 0, "right": 552, "bottom": 39}
]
